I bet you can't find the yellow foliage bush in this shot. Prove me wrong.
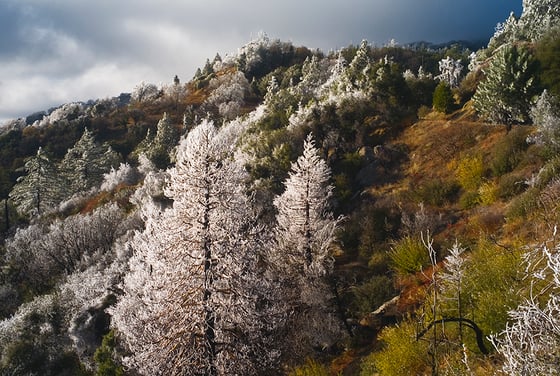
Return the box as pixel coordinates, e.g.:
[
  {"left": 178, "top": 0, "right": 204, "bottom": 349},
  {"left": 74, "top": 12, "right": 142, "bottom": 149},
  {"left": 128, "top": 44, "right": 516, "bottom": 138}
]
[
  {"left": 453, "top": 155, "right": 485, "bottom": 191},
  {"left": 360, "top": 321, "right": 430, "bottom": 376},
  {"left": 478, "top": 180, "right": 499, "bottom": 205}
]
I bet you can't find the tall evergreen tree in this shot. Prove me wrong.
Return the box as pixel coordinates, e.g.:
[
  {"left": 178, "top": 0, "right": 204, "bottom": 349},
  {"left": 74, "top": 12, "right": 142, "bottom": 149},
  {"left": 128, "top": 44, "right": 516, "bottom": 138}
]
[
  {"left": 270, "top": 134, "right": 344, "bottom": 364},
  {"left": 9, "top": 147, "right": 65, "bottom": 217},
  {"left": 433, "top": 82, "right": 454, "bottom": 113},
  {"left": 347, "top": 40, "right": 371, "bottom": 89},
  {"left": 528, "top": 90, "right": 560, "bottom": 151},
  {"left": 519, "top": 0, "right": 560, "bottom": 41},
  {"left": 140, "top": 112, "right": 179, "bottom": 169},
  {"left": 60, "top": 128, "right": 120, "bottom": 193},
  {"left": 111, "top": 120, "right": 277, "bottom": 375},
  {"left": 473, "top": 44, "right": 539, "bottom": 127}
]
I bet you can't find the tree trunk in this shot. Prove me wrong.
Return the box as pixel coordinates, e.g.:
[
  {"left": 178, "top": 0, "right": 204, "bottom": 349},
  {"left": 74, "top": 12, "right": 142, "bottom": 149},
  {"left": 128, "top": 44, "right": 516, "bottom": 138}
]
[
  {"left": 4, "top": 198, "right": 9, "bottom": 231},
  {"left": 202, "top": 166, "right": 217, "bottom": 376}
]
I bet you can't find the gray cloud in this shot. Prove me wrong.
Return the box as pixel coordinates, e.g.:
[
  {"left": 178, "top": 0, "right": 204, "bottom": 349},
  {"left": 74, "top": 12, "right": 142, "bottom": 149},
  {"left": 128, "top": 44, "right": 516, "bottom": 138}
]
[{"left": 0, "top": 0, "right": 521, "bottom": 122}]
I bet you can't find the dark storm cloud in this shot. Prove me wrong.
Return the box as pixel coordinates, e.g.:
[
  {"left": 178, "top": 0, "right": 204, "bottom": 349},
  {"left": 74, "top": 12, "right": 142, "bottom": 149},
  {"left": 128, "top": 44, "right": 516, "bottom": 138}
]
[{"left": 0, "top": 0, "right": 521, "bottom": 122}]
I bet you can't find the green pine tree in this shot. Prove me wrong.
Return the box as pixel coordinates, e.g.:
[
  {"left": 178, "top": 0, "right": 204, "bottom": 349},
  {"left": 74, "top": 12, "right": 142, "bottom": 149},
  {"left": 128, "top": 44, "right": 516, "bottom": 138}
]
[
  {"left": 433, "top": 82, "right": 454, "bottom": 113},
  {"left": 93, "top": 330, "right": 123, "bottom": 376}
]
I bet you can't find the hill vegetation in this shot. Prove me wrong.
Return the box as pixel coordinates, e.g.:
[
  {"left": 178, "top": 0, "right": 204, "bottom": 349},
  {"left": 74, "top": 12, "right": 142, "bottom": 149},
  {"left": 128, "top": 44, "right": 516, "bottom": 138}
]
[{"left": 1, "top": 1, "right": 560, "bottom": 374}]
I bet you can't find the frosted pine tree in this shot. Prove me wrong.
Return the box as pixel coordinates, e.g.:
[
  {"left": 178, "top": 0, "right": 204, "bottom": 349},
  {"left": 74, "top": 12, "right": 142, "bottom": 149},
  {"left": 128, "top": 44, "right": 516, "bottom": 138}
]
[
  {"left": 112, "top": 119, "right": 278, "bottom": 375},
  {"left": 271, "top": 133, "right": 344, "bottom": 364},
  {"left": 528, "top": 90, "right": 560, "bottom": 151},
  {"left": 320, "top": 52, "right": 352, "bottom": 100},
  {"left": 298, "top": 55, "right": 327, "bottom": 100},
  {"left": 347, "top": 40, "right": 371, "bottom": 89},
  {"left": 60, "top": 128, "right": 120, "bottom": 193},
  {"left": 274, "top": 134, "right": 339, "bottom": 276},
  {"left": 473, "top": 44, "right": 538, "bottom": 127},
  {"left": 141, "top": 112, "right": 179, "bottom": 168},
  {"left": 518, "top": 0, "right": 560, "bottom": 41},
  {"left": 9, "top": 147, "right": 65, "bottom": 216}
]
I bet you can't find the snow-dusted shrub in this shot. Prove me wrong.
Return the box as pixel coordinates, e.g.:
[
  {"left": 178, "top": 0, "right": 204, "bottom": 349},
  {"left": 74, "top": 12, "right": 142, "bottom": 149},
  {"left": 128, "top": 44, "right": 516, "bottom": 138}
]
[{"left": 101, "top": 163, "right": 140, "bottom": 192}]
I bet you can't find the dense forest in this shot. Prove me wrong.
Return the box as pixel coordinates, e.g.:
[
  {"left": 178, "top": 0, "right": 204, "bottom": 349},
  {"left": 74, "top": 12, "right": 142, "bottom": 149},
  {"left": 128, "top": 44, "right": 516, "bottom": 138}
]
[{"left": 1, "top": 0, "right": 560, "bottom": 374}]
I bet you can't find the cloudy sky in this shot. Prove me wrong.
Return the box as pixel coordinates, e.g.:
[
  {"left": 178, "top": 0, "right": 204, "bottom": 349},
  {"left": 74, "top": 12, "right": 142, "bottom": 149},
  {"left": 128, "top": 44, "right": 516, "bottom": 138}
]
[{"left": 0, "top": 0, "right": 521, "bottom": 123}]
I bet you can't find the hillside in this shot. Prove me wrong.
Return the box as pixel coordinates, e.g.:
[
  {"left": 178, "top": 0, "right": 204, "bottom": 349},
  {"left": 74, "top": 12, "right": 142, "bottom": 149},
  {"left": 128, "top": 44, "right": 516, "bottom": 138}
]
[{"left": 1, "top": 2, "right": 560, "bottom": 375}]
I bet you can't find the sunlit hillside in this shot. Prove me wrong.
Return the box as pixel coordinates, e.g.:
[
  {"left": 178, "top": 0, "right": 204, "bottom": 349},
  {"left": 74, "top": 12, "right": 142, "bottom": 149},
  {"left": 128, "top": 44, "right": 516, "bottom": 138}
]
[{"left": 1, "top": 1, "right": 560, "bottom": 375}]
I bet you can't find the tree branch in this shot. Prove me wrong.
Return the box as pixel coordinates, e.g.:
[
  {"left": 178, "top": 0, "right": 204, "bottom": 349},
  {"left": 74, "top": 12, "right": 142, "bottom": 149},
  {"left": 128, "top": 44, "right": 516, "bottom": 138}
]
[{"left": 416, "top": 317, "right": 489, "bottom": 354}]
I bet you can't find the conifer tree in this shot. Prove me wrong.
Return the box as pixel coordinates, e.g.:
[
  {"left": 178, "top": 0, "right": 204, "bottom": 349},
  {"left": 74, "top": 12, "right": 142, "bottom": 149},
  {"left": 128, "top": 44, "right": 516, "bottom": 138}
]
[
  {"left": 112, "top": 120, "right": 277, "bottom": 375},
  {"left": 9, "top": 147, "right": 65, "bottom": 216},
  {"left": 60, "top": 128, "right": 120, "bottom": 193},
  {"left": 433, "top": 82, "right": 454, "bottom": 113},
  {"left": 347, "top": 40, "right": 371, "bottom": 89},
  {"left": 147, "top": 112, "right": 178, "bottom": 168},
  {"left": 473, "top": 44, "right": 538, "bottom": 127},
  {"left": 528, "top": 90, "right": 560, "bottom": 151},
  {"left": 270, "top": 133, "right": 344, "bottom": 364},
  {"left": 519, "top": 0, "right": 560, "bottom": 41}
]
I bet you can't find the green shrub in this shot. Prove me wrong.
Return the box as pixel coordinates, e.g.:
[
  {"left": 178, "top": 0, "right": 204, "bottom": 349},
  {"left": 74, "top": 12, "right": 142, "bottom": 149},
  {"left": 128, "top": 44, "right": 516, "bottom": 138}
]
[
  {"left": 459, "top": 191, "right": 481, "bottom": 209},
  {"left": 412, "top": 180, "right": 459, "bottom": 206},
  {"left": 351, "top": 275, "right": 396, "bottom": 316},
  {"left": 94, "top": 330, "right": 123, "bottom": 376},
  {"left": 289, "top": 358, "right": 330, "bottom": 376},
  {"left": 490, "top": 127, "right": 528, "bottom": 176},
  {"left": 506, "top": 187, "right": 540, "bottom": 219},
  {"left": 368, "top": 251, "right": 391, "bottom": 274},
  {"left": 497, "top": 173, "right": 527, "bottom": 199},
  {"left": 389, "top": 236, "right": 431, "bottom": 277},
  {"left": 417, "top": 105, "right": 432, "bottom": 119},
  {"left": 462, "top": 238, "right": 525, "bottom": 338}
]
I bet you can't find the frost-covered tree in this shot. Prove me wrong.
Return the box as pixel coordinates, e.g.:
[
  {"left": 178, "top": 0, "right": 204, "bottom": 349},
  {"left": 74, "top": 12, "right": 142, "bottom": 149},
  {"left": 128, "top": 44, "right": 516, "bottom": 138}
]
[
  {"left": 518, "top": 0, "right": 560, "bottom": 42},
  {"left": 270, "top": 133, "right": 344, "bottom": 363},
  {"left": 236, "top": 32, "right": 270, "bottom": 73},
  {"left": 436, "top": 56, "right": 463, "bottom": 88},
  {"left": 206, "top": 71, "right": 250, "bottom": 120},
  {"left": 348, "top": 40, "right": 371, "bottom": 86},
  {"left": 297, "top": 55, "right": 328, "bottom": 100},
  {"left": 163, "top": 76, "right": 187, "bottom": 111},
  {"left": 473, "top": 44, "right": 538, "bottom": 127},
  {"left": 488, "top": 12, "right": 520, "bottom": 51},
  {"left": 0, "top": 294, "right": 82, "bottom": 375},
  {"left": 527, "top": 90, "right": 560, "bottom": 151},
  {"left": 264, "top": 75, "right": 280, "bottom": 106},
  {"left": 9, "top": 147, "right": 65, "bottom": 216},
  {"left": 5, "top": 203, "right": 125, "bottom": 281},
  {"left": 439, "top": 242, "right": 469, "bottom": 343},
  {"left": 131, "top": 81, "right": 160, "bottom": 103},
  {"left": 33, "top": 102, "right": 86, "bottom": 128},
  {"left": 142, "top": 112, "right": 179, "bottom": 168},
  {"left": 273, "top": 133, "right": 340, "bottom": 276},
  {"left": 491, "top": 242, "right": 560, "bottom": 375},
  {"left": 60, "top": 128, "right": 121, "bottom": 193},
  {"left": 112, "top": 119, "right": 277, "bottom": 375},
  {"left": 319, "top": 52, "right": 353, "bottom": 100}
]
